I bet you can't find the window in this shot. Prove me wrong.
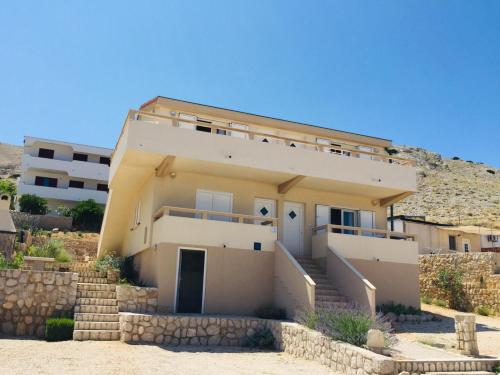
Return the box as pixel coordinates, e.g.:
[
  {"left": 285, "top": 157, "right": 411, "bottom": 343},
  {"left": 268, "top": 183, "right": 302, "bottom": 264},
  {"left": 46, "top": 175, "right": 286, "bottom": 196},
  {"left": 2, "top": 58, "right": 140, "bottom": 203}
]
[
  {"left": 35, "top": 176, "right": 57, "bottom": 188},
  {"left": 38, "top": 148, "right": 54, "bottom": 159},
  {"left": 73, "top": 153, "right": 88, "bottom": 162},
  {"left": 69, "top": 180, "right": 84, "bottom": 189},
  {"left": 99, "top": 156, "right": 110, "bottom": 165},
  {"left": 134, "top": 201, "right": 141, "bottom": 226},
  {"left": 449, "top": 235, "right": 457, "bottom": 251},
  {"left": 97, "top": 184, "right": 109, "bottom": 192}
]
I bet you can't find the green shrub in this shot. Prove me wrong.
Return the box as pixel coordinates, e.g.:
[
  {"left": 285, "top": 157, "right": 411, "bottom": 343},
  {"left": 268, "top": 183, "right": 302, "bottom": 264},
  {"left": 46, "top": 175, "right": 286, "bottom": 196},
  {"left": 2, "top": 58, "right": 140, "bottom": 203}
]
[
  {"left": 95, "top": 253, "right": 123, "bottom": 274},
  {"left": 19, "top": 194, "right": 48, "bottom": 215},
  {"left": 433, "top": 299, "right": 448, "bottom": 307},
  {"left": 492, "top": 364, "right": 500, "bottom": 374},
  {"left": 476, "top": 305, "right": 492, "bottom": 316},
  {"left": 0, "top": 179, "right": 16, "bottom": 209},
  {"left": 255, "top": 306, "right": 287, "bottom": 320},
  {"left": 298, "top": 308, "right": 393, "bottom": 348},
  {"left": 27, "top": 239, "right": 72, "bottom": 263},
  {"left": 242, "top": 328, "right": 275, "bottom": 349},
  {"left": 0, "top": 252, "right": 24, "bottom": 269},
  {"left": 378, "top": 301, "right": 422, "bottom": 316},
  {"left": 71, "top": 199, "right": 104, "bottom": 231},
  {"left": 45, "top": 318, "right": 74, "bottom": 341},
  {"left": 55, "top": 205, "right": 72, "bottom": 217},
  {"left": 421, "top": 296, "right": 433, "bottom": 305}
]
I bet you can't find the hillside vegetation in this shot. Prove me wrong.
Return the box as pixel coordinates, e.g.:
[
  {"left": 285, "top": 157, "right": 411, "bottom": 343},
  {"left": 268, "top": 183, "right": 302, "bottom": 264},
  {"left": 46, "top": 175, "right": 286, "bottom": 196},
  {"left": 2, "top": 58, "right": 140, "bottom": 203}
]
[{"left": 392, "top": 146, "right": 500, "bottom": 228}]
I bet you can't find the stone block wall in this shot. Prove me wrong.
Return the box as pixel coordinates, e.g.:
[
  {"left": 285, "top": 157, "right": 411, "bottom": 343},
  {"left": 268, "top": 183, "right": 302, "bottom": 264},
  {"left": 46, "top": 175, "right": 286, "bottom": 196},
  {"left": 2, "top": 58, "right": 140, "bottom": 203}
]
[
  {"left": 420, "top": 253, "right": 500, "bottom": 314},
  {"left": 116, "top": 286, "right": 158, "bottom": 314},
  {"left": 0, "top": 232, "right": 16, "bottom": 259},
  {"left": 0, "top": 269, "right": 78, "bottom": 337},
  {"left": 119, "top": 313, "right": 395, "bottom": 375}
]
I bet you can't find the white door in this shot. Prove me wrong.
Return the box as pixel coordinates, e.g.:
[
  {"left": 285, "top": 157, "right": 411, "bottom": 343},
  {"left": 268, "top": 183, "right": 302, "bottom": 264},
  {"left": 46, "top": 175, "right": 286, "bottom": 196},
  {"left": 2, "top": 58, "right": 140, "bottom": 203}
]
[
  {"left": 283, "top": 201, "right": 304, "bottom": 256},
  {"left": 195, "top": 190, "right": 233, "bottom": 221},
  {"left": 359, "top": 210, "right": 375, "bottom": 237},
  {"left": 254, "top": 198, "right": 276, "bottom": 225}
]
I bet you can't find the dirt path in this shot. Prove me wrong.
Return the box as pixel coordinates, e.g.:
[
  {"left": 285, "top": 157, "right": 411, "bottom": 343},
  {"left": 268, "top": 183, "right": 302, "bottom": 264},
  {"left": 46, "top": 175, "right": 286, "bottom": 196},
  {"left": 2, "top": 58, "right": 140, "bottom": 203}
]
[
  {"left": 395, "top": 304, "right": 500, "bottom": 358},
  {"left": 0, "top": 337, "right": 338, "bottom": 375}
]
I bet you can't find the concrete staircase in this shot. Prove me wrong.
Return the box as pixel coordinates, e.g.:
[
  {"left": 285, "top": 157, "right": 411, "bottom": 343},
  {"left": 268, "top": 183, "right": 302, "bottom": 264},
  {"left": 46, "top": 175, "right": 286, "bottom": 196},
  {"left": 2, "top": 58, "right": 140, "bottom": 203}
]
[
  {"left": 295, "top": 256, "right": 350, "bottom": 310},
  {"left": 73, "top": 269, "right": 120, "bottom": 341}
]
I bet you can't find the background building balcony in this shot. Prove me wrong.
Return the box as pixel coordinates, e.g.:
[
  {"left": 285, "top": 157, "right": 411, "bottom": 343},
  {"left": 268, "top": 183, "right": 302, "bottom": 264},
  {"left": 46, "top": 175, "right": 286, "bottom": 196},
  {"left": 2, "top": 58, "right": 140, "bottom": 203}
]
[
  {"left": 22, "top": 154, "right": 109, "bottom": 181},
  {"left": 18, "top": 182, "right": 108, "bottom": 205}
]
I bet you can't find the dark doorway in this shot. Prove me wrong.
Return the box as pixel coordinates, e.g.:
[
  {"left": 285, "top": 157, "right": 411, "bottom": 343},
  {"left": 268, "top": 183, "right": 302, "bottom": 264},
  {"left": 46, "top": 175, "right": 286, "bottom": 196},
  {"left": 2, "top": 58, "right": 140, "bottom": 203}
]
[{"left": 176, "top": 249, "right": 205, "bottom": 313}]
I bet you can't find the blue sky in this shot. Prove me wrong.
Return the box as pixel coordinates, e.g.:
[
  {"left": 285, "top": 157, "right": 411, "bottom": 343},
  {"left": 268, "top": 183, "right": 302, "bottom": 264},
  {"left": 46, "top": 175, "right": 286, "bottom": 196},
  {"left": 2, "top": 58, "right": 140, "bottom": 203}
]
[{"left": 1, "top": 1, "right": 499, "bottom": 166}]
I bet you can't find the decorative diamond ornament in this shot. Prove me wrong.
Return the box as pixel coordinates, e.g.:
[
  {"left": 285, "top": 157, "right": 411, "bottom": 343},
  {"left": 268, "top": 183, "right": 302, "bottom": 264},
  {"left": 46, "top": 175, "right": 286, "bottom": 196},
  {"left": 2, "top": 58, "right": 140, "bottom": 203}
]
[
  {"left": 260, "top": 207, "right": 269, "bottom": 216},
  {"left": 289, "top": 210, "right": 297, "bottom": 219}
]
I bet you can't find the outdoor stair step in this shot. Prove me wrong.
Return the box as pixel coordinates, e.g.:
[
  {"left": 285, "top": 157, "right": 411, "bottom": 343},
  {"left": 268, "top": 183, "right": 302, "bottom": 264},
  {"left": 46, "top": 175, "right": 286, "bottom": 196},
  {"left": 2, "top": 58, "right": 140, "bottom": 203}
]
[
  {"left": 74, "top": 321, "right": 120, "bottom": 331},
  {"left": 77, "top": 283, "right": 116, "bottom": 292},
  {"left": 78, "top": 271, "right": 106, "bottom": 278},
  {"left": 75, "top": 305, "right": 119, "bottom": 314},
  {"left": 78, "top": 277, "right": 108, "bottom": 284},
  {"left": 315, "top": 295, "right": 347, "bottom": 302},
  {"left": 76, "top": 290, "right": 117, "bottom": 299},
  {"left": 74, "top": 313, "right": 120, "bottom": 322},
  {"left": 73, "top": 329, "right": 120, "bottom": 341},
  {"left": 316, "top": 288, "right": 342, "bottom": 298},
  {"left": 315, "top": 301, "right": 350, "bottom": 310},
  {"left": 76, "top": 297, "right": 118, "bottom": 306}
]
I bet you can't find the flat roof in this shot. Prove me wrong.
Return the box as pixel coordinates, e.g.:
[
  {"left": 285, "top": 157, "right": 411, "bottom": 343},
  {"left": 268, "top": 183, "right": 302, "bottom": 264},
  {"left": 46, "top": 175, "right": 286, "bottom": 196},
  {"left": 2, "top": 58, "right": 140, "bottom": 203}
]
[
  {"left": 388, "top": 215, "right": 454, "bottom": 227},
  {"left": 24, "top": 136, "right": 113, "bottom": 155},
  {"left": 140, "top": 96, "right": 393, "bottom": 147}
]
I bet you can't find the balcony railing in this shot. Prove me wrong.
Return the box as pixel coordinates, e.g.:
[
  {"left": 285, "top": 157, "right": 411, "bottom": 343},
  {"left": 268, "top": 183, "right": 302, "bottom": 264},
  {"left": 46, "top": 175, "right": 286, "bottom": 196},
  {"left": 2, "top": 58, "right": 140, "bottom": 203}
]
[
  {"left": 153, "top": 206, "right": 278, "bottom": 226},
  {"left": 313, "top": 224, "right": 416, "bottom": 241},
  {"left": 151, "top": 206, "right": 278, "bottom": 251},
  {"left": 119, "top": 110, "right": 412, "bottom": 166}
]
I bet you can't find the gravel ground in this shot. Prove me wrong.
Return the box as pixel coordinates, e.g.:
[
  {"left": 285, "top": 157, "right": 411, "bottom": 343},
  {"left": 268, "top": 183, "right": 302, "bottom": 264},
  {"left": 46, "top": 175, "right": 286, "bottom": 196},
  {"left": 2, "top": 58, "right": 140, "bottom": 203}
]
[
  {"left": 0, "top": 337, "right": 337, "bottom": 375},
  {"left": 395, "top": 304, "right": 500, "bottom": 358}
]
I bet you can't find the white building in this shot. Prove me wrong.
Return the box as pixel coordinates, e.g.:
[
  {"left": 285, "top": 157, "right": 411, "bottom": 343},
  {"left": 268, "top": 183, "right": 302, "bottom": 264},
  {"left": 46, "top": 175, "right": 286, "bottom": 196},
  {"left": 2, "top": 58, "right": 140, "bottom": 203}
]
[{"left": 17, "top": 136, "right": 112, "bottom": 210}]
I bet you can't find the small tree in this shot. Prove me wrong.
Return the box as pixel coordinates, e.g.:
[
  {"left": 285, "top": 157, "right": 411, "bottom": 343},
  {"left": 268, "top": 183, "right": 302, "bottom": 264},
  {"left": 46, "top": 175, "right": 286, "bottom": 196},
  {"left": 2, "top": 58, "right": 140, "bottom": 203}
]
[
  {"left": 0, "top": 179, "right": 16, "bottom": 209},
  {"left": 71, "top": 199, "right": 104, "bottom": 231},
  {"left": 434, "top": 268, "right": 465, "bottom": 310},
  {"left": 19, "top": 194, "right": 48, "bottom": 215}
]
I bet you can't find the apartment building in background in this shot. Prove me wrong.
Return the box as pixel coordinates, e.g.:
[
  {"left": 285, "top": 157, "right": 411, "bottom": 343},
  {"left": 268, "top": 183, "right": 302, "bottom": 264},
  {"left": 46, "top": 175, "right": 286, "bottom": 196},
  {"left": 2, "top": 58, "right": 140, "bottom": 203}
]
[
  {"left": 389, "top": 215, "right": 500, "bottom": 254},
  {"left": 18, "top": 136, "right": 112, "bottom": 210},
  {"left": 98, "top": 97, "right": 419, "bottom": 319}
]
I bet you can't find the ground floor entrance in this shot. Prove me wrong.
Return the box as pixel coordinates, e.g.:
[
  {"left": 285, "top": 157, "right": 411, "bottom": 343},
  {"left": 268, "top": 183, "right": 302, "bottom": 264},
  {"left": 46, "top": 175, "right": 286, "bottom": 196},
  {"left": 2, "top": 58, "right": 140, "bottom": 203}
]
[{"left": 176, "top": 248, "right": 206, "bottom": 313}]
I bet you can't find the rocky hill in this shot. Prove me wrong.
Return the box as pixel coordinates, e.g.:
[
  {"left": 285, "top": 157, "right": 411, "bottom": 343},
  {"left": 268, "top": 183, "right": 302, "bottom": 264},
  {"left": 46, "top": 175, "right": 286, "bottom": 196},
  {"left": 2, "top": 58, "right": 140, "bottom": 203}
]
[
  {"left": 0, "top": 141, "right": 498, "bottom": 227},
  {"left": 392, "top": 146, "right": 500, "bottom": 228},
  {"left": 0, "top": 142, "right": 22, "bottom": 179}
]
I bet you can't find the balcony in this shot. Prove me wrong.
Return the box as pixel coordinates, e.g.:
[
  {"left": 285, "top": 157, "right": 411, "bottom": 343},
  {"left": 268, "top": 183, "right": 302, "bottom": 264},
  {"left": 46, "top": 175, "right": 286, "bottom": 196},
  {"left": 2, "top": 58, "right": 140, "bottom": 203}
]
[
  {"left": 151, "top": 206, "right": 278, "bottom": 251},
  {"left": 111, "top": 110, "right": 417, "bottom": 200},
  {"left": 312, "top": 224, "right": 418, "bottom": 265},
  {"left": 22, "top": 154, "right": 109, "bottom": 181},
  {"left": 18, "top": 182, "right": 108, "bottom": 204}
]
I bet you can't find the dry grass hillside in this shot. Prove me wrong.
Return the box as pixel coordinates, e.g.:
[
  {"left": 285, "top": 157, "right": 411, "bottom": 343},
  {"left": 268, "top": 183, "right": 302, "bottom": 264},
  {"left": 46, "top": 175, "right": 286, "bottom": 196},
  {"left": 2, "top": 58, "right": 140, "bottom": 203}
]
[
  {"left": 392, "top": 146, "right": 500, "bottom": 228},
  {"left": 0, "top": 141, "right": 498, "bottom": 228},
  {"left": 0, "top": 142, "right": 22, "bottom": 179}
]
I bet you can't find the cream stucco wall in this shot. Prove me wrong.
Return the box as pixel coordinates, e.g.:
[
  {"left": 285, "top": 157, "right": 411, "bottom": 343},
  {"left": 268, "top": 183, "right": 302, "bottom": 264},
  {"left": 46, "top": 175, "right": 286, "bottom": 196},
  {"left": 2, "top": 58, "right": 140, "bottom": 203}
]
[
  {"left": 132, "top": 243, "right": 274, "bottom": 315},
  {"left": 117, "top": 170, "right": 388, "bottom": 257}
]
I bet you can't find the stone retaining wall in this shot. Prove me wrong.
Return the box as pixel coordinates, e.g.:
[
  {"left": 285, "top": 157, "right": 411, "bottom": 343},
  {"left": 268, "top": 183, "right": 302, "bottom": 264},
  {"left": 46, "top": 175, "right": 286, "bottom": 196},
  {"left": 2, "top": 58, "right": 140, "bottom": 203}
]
[
  {"left": 420, "top": 253, "right": 500, "bottom": 314},
  {"left": 119, "top": 313, "right": 395, "bottom": 375},
  {"left": 0, "top": 269, "right": 78, "bottom": 337},
  {"left": 116, "top": 286, "right": 158, "bottom": 314}
]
